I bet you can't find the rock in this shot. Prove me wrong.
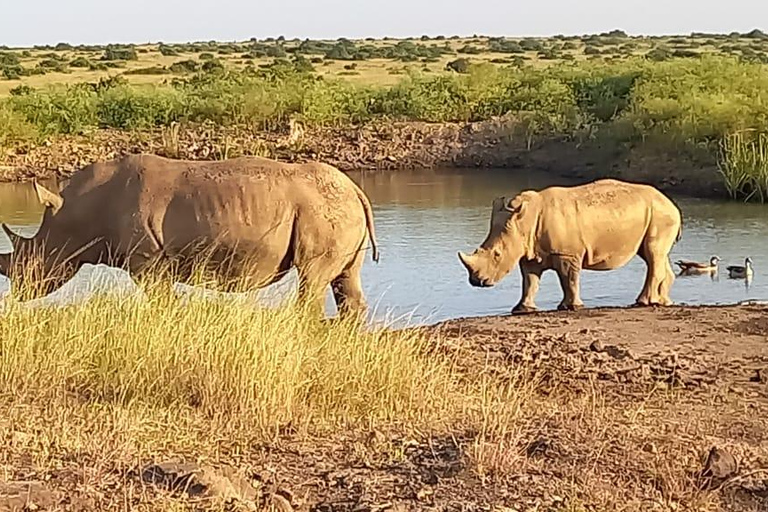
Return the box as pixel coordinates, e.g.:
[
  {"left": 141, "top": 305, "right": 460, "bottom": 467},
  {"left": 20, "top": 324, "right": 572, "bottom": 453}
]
[
  {"left": 589, "top": 339, "right": 604, "bottom": 352},
  {"left": 140, "top": 461, "right": 258, "bottom": 508},
  {"left": 0, "top": 481, "right": 58, "bottom": 511},
  {"left": 701, "top": 447, "right": 738, "bottom": 480},
  {"left": 605, "top": 345, "right": 633, "bottom": 360},
  {"left": 749, "top": 369, "right": 765, "bottom": 383}
]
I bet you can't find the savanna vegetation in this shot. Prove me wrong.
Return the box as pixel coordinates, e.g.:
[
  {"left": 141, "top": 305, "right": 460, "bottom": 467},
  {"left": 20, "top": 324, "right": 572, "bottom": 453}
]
[
  {"left": 2, "top": 30, "right": 768, "bottom": 512},
  {"left": 2, "top": 30, "right": 768, "bottom": 200}
]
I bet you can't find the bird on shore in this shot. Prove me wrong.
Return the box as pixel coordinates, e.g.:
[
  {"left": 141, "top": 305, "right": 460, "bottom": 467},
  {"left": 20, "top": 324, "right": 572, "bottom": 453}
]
[
  {"left": 675, "top": 255, "right": 720, "bottom": 276},
  {"left": 726, "top": 257, "right": 753, "bottom": 279}
]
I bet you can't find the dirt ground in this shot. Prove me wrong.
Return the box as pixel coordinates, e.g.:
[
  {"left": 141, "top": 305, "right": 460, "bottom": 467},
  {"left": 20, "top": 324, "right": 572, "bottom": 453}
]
[
  {"left": 0, "top": 119, "right": 726, "bottom": 200},
  {"left": 2, "top": 304, "right": 767, "bottom": 511}
]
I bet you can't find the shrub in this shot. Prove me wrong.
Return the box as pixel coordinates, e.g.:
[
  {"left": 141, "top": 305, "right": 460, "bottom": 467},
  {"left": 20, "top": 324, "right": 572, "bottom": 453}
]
[
  {"left": 159, "top": 45, "right": 179, "bottom": 56},
  {"left": 202, "top": 59, "right": 225, "bottom": 73},
  {"left": 458, "top": 45, "right": 482, "bottom": 55},
  {"left": 123, "top": 66, "right": 171, "bottom": 75},
  {"left": 0, "top": 52, "right": 20, "bottom": 66},
  {"left": 102, "top": 46, "right": 138, "bottom": 61},
  {"left": 70, "top": 57, "right": 92, "bottom": 68},
  {"left": 446, "top": 58, "right": 470, "bottom": 73},
  {"left": 0, "top": 103, "right": 40, "bottom": 147},
  {"left": 170, "top": 59, "right": 200, "bottom": 73},
  {"left": 646, "top": 47, "right": 672, "bottom": 61},
  {"left": 9, "top": 84, "right": 34, "bottom": 96}
]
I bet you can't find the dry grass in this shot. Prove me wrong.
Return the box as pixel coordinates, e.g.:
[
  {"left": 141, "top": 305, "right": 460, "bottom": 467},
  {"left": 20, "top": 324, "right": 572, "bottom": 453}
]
[
  {"left": 2, "top": 256, "right": 767, "bottom": 510},
  {"left": 0, "top": 254, "right": 542, "bottom": 509}
]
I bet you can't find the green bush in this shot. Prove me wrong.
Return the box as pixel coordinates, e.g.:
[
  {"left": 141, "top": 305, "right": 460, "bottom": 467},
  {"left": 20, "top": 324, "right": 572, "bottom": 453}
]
[
  {"left": 123, "top": 66, "right": 171, "bottom": 75},
  {"left": 2, "top": 54, "right": 768, "bottom": 202},
  {"left": 170, "top": 59, "right": 200, "bottom": 73},
  {"left": 446, "top": 58, "right": 470, "bottom": 73},
  {"left": 102, "top": 46, "right": 138, "bottom": 61},
  {"left": 70, "top": 57, "right": 92, "bottom": 68},
  {"left": 159, "top": 45, "right": 179, "bottom": 56}
]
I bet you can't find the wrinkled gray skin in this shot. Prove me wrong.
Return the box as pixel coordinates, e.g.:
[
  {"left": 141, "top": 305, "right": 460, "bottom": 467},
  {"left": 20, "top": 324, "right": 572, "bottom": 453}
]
[
  {"left": 458, "top": 179, "right": 682, "bottom": 312},
  {"left": 0, "top": 154, "right": 380, "bottom": 318}
]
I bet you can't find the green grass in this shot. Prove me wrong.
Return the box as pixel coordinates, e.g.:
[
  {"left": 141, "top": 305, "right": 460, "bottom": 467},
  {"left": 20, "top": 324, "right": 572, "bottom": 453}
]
[
  {"left": 2, "top": 54, "right": 768, "bottom": 145},
  {"left": 718, "top": 130, "right": 768, "bottom": 202}
]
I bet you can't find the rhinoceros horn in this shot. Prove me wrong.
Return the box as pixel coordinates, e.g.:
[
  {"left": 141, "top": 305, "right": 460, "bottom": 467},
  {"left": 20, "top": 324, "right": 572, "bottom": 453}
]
[
  {"left": 1, "top": 224, "right": 25, "bottom": 249},
  {"left": 33, "top": 180, "right": 64, "bottom": 215},
  {"left": 458, "top": 251, "right": 478, "bottom": 272}
]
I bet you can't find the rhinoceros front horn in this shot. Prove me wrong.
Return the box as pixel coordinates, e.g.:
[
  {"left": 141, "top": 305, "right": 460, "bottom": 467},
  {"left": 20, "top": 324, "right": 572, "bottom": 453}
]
[{"left": 458, "top": 251, "right": 475, "bottom": 272}]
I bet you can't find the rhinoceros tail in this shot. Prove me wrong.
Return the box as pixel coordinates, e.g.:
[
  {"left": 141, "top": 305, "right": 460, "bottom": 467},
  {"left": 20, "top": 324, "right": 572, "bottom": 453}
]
[{"left": 354, "top": 186, "right": 380, "bottom": 263}]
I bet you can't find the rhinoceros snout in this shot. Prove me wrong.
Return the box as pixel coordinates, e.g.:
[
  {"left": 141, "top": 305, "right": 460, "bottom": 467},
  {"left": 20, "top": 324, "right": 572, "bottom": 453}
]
[{"left": 468, "top": 275, "right": 493, "bottom": 288}]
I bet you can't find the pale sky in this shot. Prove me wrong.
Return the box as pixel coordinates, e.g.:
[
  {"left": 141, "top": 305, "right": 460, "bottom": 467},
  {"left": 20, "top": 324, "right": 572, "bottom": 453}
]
[{"left": 2, "top": 0, "right": 767, "bottom": 47}]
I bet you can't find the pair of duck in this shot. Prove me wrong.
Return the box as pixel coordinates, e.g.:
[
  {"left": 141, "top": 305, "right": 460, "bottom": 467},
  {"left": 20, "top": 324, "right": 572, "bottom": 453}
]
[{"left": 675, "top": 256, "right": 753, "bottom": 279}]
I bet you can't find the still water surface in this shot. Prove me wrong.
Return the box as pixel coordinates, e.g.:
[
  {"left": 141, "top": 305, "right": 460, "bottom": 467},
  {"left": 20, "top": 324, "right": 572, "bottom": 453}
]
[{"left": 1, "top": 169, "right": 766, "bottom": 325}]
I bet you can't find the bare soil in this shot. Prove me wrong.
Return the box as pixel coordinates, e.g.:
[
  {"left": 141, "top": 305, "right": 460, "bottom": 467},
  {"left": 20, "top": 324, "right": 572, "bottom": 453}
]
[
  {"left": 0, "top": 119, "right": 726, "bottom": 199},
  {"left": 3, "top": 304, "right": 768, "bottom": 511}
]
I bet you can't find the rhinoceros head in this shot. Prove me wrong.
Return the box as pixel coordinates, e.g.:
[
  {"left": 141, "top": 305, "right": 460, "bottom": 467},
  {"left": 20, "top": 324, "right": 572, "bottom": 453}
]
[
  {"left": 458, "top": 190, "right": 540, "bottom": 288},
  {"left": 0, "top": 181, "right": 78, "bottom": 300}
]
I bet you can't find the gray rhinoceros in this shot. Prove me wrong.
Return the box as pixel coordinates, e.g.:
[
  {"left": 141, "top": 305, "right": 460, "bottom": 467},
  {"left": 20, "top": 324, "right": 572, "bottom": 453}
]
[
  {"left": 458, "top": 178, "right": 682, "bottom": 312},
  {"left": 0, "top": 153, "right": 379, "bottom": 317}
]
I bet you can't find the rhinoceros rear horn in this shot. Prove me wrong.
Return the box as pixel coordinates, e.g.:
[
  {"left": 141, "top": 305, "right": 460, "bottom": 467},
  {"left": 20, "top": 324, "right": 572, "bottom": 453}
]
[
  {"left": 1, "top": 224, "right": 24, "bottom": 249},
  {"left": 33, "top": 180, "right": 64, "bottom": 215}
]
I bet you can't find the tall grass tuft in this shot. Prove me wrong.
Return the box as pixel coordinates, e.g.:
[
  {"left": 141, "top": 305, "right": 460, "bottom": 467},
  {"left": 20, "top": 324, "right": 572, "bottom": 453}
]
[
  {"left": 718, "top": 130, "right": 768, "bottom": 202},
  {"left": 0, "top": 250, "right": 531, "bottom": 443}
]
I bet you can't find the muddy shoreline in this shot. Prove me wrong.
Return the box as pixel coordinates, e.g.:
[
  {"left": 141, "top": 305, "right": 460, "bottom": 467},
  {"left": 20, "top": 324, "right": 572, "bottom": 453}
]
[{"left": 0, "top": 119, "right": 727, "bottom": 199}]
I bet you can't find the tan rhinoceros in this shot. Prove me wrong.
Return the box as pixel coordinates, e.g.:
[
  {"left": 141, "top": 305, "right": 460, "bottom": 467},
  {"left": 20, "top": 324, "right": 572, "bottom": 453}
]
[
  {"left": 0, "top": 153, "right": 379, "bottom": 317},
  {"left": 458, "top": 178, "right": 682, "bottom": 312}
]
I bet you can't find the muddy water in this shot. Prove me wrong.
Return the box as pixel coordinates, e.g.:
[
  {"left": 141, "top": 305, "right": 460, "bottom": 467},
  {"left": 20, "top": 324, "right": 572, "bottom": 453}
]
[{"left": 1, "top": 169, "right": 767, "bottom": 325}]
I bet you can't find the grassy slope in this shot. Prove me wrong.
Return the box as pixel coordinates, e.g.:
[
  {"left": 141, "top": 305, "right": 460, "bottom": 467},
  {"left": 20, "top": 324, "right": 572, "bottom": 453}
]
[{"left": 2, "top": 32, "right": 768, "bottom": 201}]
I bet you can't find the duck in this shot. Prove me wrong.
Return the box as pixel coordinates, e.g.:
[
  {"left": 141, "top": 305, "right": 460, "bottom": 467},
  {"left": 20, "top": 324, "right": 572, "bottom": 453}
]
[
  {"left": 675, "top": 255, "right": 720, "bottom": 275},
  {"left": 726, "top": 257, "right": 753, "bottom": 279}
]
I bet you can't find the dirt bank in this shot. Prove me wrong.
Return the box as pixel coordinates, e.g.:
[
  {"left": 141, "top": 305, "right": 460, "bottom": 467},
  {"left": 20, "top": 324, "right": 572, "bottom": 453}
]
[
  {"left": 0, "top": 119, "right": 727, "bottom": 199},
  {"left": 3, "top": 304, "right": 767, "bottom": 511}
]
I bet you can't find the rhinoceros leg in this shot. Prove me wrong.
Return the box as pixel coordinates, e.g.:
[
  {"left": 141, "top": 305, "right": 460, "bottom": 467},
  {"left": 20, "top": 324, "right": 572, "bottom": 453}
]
[
  {"left": 331, "top": 248, "right": 368, "bottom": 320},
  {"left": 552, "top": 255, "right": 584, "bottom": 311},
  {"left": 512, "top": 260, "right": 544, "bottom": 314},
  {"left": 636, "top": 230, "right": 676, "bottom": 307}
]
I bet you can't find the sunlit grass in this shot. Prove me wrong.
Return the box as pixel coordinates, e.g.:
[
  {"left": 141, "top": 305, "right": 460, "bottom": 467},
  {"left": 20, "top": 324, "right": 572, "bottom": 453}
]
[
  {"left": 718, "top": 130, "right": 768, "bottom": 202},
  {"left": 0, "top": 251, "right": 538, "bottom": 449}
]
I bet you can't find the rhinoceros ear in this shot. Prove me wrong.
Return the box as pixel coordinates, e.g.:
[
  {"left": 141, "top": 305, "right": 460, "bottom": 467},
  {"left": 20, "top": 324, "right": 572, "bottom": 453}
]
[
  {"left": 33, "top": 180, "right": 64, "bottom": 215},
  {"left": 506, "top": 190, "right": 540, "bottom": 213},
  {"left": 492, "top": 197, "right": 507, "bottom": 212}
]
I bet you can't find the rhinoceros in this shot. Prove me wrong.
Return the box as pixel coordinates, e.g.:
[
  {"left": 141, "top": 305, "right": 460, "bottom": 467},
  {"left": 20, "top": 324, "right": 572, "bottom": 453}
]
[
  {"left": 458, "top": 178, "right": 682, "bottom": 312},
  {"left": 0, "top": 154, "right": 379, "bottom": 317}
]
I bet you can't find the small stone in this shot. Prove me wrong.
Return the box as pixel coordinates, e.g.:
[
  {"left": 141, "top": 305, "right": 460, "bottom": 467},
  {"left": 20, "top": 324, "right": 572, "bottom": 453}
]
[
  {"left": 139, "top": 461, "right": 258, "bottom": 507},
  {"left": 605, "top": 345, "right": 633, "bottom": 360},
  {"left": 749, "top": 369, "right": 765, "bottom": 383},
  {"left": 702, "top": 447, "right": 738, "bottom": 480},
  {"left": 589, "top": 339, "right": 604, "bottom": 352},
  {"left": 416, "top": 487, "right": 434, "bottom": 501}
]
